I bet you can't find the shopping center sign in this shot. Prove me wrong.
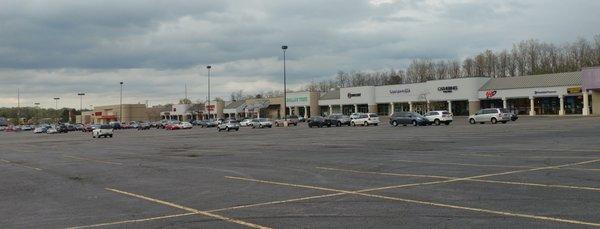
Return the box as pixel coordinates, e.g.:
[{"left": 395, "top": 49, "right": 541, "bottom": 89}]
[
  {"left": 438, "top": 86, "right": 458, "bottom": 93},
  {"left": 389, "top": 88, "right": 411, "bottom": 94},
  {"left": 286, "top": 97, "right": 308, "bottom": 103},
  {"left": 485, "top": 90, "right": 497, "bottom": 98},
  {"left": 347, "top": 93, "right": 362, "bottom": 98}
]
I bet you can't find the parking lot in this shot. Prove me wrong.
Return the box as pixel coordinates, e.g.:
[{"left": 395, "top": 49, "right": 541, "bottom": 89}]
[{"left": 1, "top": 116, "right": 600, "bottom": 228}]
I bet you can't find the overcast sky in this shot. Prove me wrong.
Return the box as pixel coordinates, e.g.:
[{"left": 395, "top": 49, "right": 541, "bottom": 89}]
[{"left": 1, "top": 0, "right": 599, "bottom": 109}]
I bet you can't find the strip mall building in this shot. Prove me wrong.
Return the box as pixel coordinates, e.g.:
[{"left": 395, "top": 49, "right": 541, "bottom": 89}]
[{"left": 314, "top": 68, "right": 599, "bottom": 117}]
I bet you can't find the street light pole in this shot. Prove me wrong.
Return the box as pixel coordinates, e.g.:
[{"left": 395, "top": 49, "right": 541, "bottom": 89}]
[
  {"left": 207, "top": 65, "right": 211, "bottom": 119},
  {"left": 77, "top": 93, "right": 86, "bottom": 111},
  {"left": 119, "top": 82, "right": 123, "bottom": 123},
  {"left": 53, "top": 97, "right": 60, "bottom": 110},
  {"left": 282, "top": 45, "right": 288, "bottom": 121}
]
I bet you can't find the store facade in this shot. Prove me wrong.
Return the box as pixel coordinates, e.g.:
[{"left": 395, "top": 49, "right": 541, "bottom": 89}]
[{"left": 478, "top": 72, "right": 588, "bottom": 116}]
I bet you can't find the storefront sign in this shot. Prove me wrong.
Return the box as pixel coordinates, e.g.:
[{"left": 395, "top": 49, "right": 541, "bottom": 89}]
[
  {"left": 347, "top": 93, "right": 361, "bottom": 98},
  {"left": 94, "top": 112, "right": 102, "bottom": 116},
  {"left": 286, "top": 97, "right": 308, "bottom": 103},
  {"left": 389, "top": 88, "right": 411, "bottom": 94},
  {"left": 534, "top": 90, "right": 557, "bottom": 95},
  {"left": 567, "top": 87, "right": 582, "bottom": 94},
  {"left": 485, "top": 90, "right": 497, "bottom": 98},
  {"left": 438, "top": 86, "right": 458, "bottom": 93},
  {"left": 205, "top": 105, "right": 215, "bottom": 111}
]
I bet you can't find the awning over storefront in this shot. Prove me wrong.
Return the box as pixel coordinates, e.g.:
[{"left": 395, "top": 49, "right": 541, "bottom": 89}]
[{"left": 245, "top": 100, "right": 270, "bottom": 112}]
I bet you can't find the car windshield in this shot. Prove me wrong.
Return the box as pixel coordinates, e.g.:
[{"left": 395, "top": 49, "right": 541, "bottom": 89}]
[
  {"left": 499, "top": 108, "right": 510, "bottom": 113},
  {"left": 442, "top": 111, "right": 450, "bottom": 115},
  {"left": 259, "top": 118, "right": 268, "bottom": 122},
  {"left": 229, "top": 121, "right": 238, "bottom": 123},
  {"left": 100, "top": 125, "right": 111, "bottom": 129},
  {"left": 369, "top": 114, "right": 378, "bottom": 117}
]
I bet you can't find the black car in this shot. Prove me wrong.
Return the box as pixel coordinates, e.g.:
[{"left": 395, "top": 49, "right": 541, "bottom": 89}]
[
  {"left": 308, "top": 116, "right": 331, "bottom": 128},
  {"left": 389, "top": 112, "right": 429, "bottom": 126},
  {"left": 56, "top": 124, "right": 69, "bottom": 133}
]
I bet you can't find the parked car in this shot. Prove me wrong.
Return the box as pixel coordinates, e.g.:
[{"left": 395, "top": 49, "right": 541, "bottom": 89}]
[
  {"left": 509, "top": 112, "right": 519, "bottom": 121},
  {"left": 179, "top": 122, "right": 193, "bottom": 129},
  {"left": 217, "top": 120, "right": 240, "bottom": 131},
  {"left": 350, "top": 113, "right": 363, "bottom": 120},
  {"left": 81, "top": 124, "right": 94, "bottom": 132},
  {"left": 165, "top": 121, "right": 181, "bottom": 130},
  {"left": 56, "top": 124, "right": 69, "bottom": 133},
  {"left": 308, "top": 116, "right": 330, "bottom": 128},
  {"left": 46, "top": 126, "right": 58, "bottom": 134},
  {"left": 469, "top": 108, "right": 511, "bottom": 124},
  {"left": 93, "top": 125, "right": 114, "bottom": 138},
  {"left": 250, "top": 118, "right": 273, "bottom": 128},
  {"left": 109, "top": 121, "right": 122, "bottom": 130},
  {"left": 424, "top": 110, "right": 453, "bottom": 125},
  {"left": 389, "top": 112, "right": 429, "bottom": 126},
  {"left": 239, "top": 119, "right": 253, "bottom": 127},
  {"left": 33, "top": 125, "right": 50, "bottom": 134},
  {"left": 351, "top": 113, "right": 380, "bottom": 126},
  {"left": 138, "top": 122, "right": 151, "bottom": 130},
  {"left": 275, "top": 115, "right": 299, "bottom": 126},
  {"left": 298, "top": 116, "right": 306, "bottom": 122},
  {"left": 327, "top": 114, "right": 351, "bottom": 126},
  {"left": 21, "top": 125, "right": 34, "bottom": 131},
  {"left": 200, "top": 119, "right": 219, "bottom": 128}
]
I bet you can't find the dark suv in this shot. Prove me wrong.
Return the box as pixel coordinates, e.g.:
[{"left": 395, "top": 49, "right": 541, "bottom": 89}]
[
  {"left": 326, "top": 114, "right": 351, "bottom": 126},
  {"left": 308, "top": 116, "right": 331, "bottom": 128}
]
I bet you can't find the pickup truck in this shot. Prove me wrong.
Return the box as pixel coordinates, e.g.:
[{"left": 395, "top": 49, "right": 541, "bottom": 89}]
[{"left": 92, "top": 125, "right": 114, "bottom": 138}]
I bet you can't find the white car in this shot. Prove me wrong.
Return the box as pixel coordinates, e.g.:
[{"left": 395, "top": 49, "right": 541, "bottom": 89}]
[
  {"left": 250, "top": 118, "right": 273, "bottom": 128},
  {"left": 350, "top": 113, "right": 363, "bottom": 120},
  {"left": 424, "top": 110, "right": 453, "bottom": 125},
  {"left": 469, "top": 108, "right": 511, "bottom": 124},
  {"left": 46, "top": 127, "right": 58, "bottom": 134},
  {"left": 93, "top": 125, "right": 114, "bottom": 138},
  {"left": 351, "top": 113, "right": 380, "bottom": 126},
  {"left": 178, "top": 122, "right": 193, "bottom": 129},
  {"left": 239, "top": 119, "right": 252, "bottom": 127}
]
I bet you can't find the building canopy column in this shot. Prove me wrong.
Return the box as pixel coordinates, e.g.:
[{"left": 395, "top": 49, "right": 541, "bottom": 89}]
[
  {"left": 529, "top": 97, "right": 536, "bottom": 116},
  {"left": 583, "top": 91, "right": 590, "bottom": 116},
  {"left": 447, "top": 101, "right": 452, "bottom": 114},
  {"left": 559, "top": 95, "right": 565, "bottom": 116}
]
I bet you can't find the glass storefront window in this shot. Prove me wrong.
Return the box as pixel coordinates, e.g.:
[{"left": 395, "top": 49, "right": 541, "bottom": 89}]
[
  {"left": 565, "top": 96, "right": 583, "bottom": 114},
  {"left": 377, "top": 104, "right": 389, "bottom": 115},
  {"left": 535, "top": 97, "right": 559, "bottom": 115}
]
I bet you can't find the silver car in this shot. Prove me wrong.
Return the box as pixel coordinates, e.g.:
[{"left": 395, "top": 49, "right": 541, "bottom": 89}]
[
  {"left": 250, "top": 118, "right": 273, "bottom": 128},
  {"left": 217, "top": 120, "right": 240, "bottom": 132},
  {"left": 469, "top": 108, "right": 511, "bottom": 124}
]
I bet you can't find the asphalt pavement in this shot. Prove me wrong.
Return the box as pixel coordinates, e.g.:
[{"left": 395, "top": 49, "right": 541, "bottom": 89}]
[{"left": 1, "top": 116, "right": 599, "bottom": 228}]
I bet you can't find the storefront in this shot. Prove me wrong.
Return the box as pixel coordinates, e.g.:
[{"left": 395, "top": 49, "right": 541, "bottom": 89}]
[
  {"left": 478, "top": 72, "right": 586, "bottom": 116},
  {"left": 285, "top": 92, "right": 320, "bottom": 118}
]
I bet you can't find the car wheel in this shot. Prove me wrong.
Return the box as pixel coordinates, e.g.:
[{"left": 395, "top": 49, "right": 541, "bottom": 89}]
[
  {"left": 337, "top": 121, "right": 341, "bottom": 127},
  {"left": 412, "top": 120, "right": 417, "bottom": 126},
  {"left": 109, "top": 135, "right": 113, "bottom": 138},
  {"left": 351, "top": 122, "right": 355, "bottom": 126},
  {"left": 491, "top": 117, "right": 497, "bottom": 124},
  {"left": 364, "top": 121, "right": 368, "bottom": 126},
  {"left": 235, "top": 128, "right": 239, "bottom": 131},
  {"left": 434, "top": 119, "right": 440, "bottom": 125},
  {"left": 392, "top": 121, "right": 398, "bottom": 126},
  {"left": 226, "top": 127, "right": 230, "bottom": 132},
  {"left": 444, "top": 122, "right": 450, "bottom": 125},
  {"left": 92, "top": 135, "right": 96, "bottom": 138},
  {"left": 374, "top": 123, "right": 378, "bottom": 126},
  {"left": 469, "top": 118, "right": 476, "bottom": 124}
]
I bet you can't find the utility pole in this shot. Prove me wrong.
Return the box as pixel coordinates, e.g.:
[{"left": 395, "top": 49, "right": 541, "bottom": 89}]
[{"left": 17, "top": 88, "right": 20, "bottom": 123}]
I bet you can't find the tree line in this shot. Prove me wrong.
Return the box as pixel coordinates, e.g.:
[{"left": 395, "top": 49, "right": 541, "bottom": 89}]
[{"left": 302, "top": 35, "right": 600, "bottom": 92}]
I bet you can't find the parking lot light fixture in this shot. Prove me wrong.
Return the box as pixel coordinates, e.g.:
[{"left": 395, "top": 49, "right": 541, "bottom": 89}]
[
  {"left": 120, "top": 82, "right": 123, "bottom": 122},
  {"left": 282, "top": 45, "right": 288, "bottom": 121},
  {"left": 77, "top": 93, "right": 86, "bottom": 111},
  {"left": 207, "top": 65, "right": 211, "bottom": 119}
]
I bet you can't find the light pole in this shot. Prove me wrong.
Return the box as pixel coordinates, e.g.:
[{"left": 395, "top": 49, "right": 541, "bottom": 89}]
[
  {"left": 77, "top": 92, "right": 85, "bottom": 111},
  {"left": 206, "top": 65, "right": 211, "bottom": 119},
  {"left": 282, "top": 45, "right": 288, "bottom": 121},
  {"left": 53, "top": 97, "right": 60, "bottom": 110},
  {"left": 119, "top": 82, "right": 123, "bottom": 123}
]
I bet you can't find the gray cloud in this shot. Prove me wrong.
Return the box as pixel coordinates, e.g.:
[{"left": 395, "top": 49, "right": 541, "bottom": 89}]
[{"left": 1, "top": 0, "right": 599, "bottom": 108}]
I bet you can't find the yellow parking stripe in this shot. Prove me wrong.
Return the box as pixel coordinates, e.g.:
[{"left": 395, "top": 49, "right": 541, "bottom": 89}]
[
  {"left": 66, "top": 213, "right": 197, "bottom": 229},
  {"left": 105, "top": 188, "right": 270, "bottom": 229},
  {"left": 226, "top": 176, "right": 600, "bottom": 227},
  {"left": 63, "top": 155, "right": 123, "bottom": 165},
  {"left": 317, "top": 166, "right": 600, "bottom": 192},
  {"left": 1, "top": 158, "right": 43, "bottom": 171},
  {"left": 395, "top": 159, "right": 600, "bottom": 172},
  {"left": 68, "top": 159, "right": 600, "bottom": 228}
]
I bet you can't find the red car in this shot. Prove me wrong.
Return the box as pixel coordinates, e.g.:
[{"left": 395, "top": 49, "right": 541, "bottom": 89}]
[{"left": 165, "top": 123, "right": 180, "bottom": 130}]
